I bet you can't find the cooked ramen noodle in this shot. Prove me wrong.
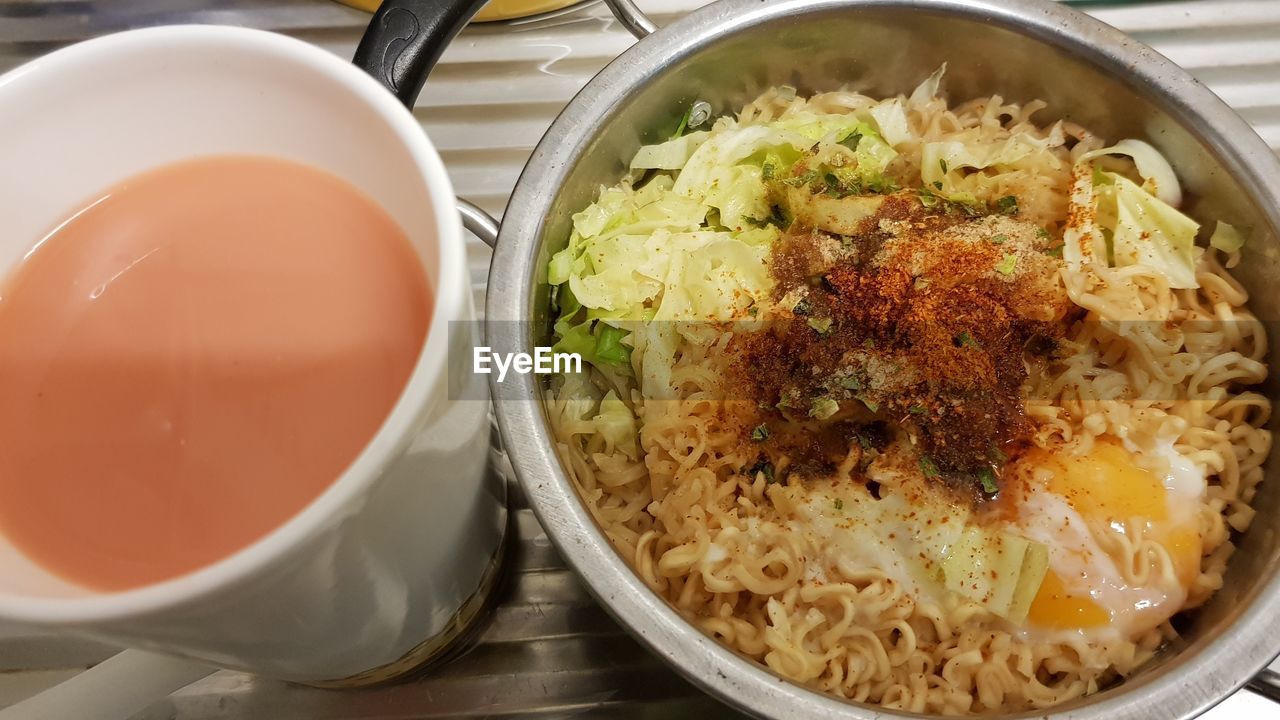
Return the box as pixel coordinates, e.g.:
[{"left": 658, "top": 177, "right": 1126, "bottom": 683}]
[{"left": 544, "top": 66, "right": 1270, "bottom": 714}]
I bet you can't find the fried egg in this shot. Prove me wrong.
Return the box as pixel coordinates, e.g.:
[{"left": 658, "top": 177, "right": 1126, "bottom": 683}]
[{"left": 1014, "top": 439, "right": 1205, "bottom": 639}]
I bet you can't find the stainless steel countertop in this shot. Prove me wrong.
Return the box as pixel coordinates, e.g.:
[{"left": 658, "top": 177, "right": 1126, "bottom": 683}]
[{"left": 0, "top": 1, "right": 1278, "bottom": 718}]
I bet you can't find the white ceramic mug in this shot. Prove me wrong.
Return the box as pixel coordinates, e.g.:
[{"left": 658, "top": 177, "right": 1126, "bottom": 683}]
[{"left": 0, "top": 24, "right": 504, "bottom": 692}]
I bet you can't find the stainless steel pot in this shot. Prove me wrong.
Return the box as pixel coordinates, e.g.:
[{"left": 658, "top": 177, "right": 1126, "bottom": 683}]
[{"left": 357, "top": 0, "right": 1280, "bottom": 716}]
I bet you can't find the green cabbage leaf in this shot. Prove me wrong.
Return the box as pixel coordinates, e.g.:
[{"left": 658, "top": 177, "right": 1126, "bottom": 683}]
[
  {"left": 592, "top": 390, "right": 639, "bottom": 459},
  {"left": 1066, "top": 141, "right": 1202, "bottom": 289}
]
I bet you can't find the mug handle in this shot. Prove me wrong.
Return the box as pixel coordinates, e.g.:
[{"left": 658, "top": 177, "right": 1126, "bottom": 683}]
[{"left": 353, "top": 0, "right": 502, "bottom": 247}]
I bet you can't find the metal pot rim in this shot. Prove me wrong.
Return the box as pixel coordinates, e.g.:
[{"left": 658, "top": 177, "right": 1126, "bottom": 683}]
[{"left": 486, "top": 1, "right": 1280, "bottom": 717}]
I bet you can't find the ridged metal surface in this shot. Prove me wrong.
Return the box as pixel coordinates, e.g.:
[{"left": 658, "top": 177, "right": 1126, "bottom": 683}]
[{"left": 0, "top": 1, "right": 1278, "bottom": 718}]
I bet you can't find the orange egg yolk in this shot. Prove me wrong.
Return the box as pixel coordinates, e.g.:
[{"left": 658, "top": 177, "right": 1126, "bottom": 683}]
[
  {"left": 1028, "top": 570, "right": 1110, "bottom": 629},
  {"left": 1041, "top": 441, "right": 1166, "bottom": 521},
  {"left": 1022, "top": 441, "right": 1202, "bottom": 629}
]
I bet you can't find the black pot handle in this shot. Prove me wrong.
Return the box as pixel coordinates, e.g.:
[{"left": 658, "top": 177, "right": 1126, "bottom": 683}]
[{"left": 353, "top": 0, "right": 490, "bottom": 108}]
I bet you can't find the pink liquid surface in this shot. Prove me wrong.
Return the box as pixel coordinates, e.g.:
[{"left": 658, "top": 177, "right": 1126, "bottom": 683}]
[{"left": 0, "top": 155, "right": 430, "bottom": 591}]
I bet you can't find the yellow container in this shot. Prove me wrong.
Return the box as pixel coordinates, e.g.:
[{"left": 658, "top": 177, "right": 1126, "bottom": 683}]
[{"left": 336, "top": 0, "right": 582, "bottom": 22}]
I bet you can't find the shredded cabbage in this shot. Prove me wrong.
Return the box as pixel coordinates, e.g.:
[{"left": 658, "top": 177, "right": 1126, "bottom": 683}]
[
  {"left": 1079, "top": 139, "right": 1182, "bottom": 207},
  {"left": 555, "top": 79, "right": 1210, "bottom": 400},
  {"left": 652, "top": 231, "right": 775, "bottom": 321},
  {"left": 545, "top": 162, "right": 776, "bottom": 387},
  {"left": 555, "top": 370, "right": 602, "bottom": 424},
  {"left": 593, "top": 390, "right": 639, "bottom": 459},
  {"left": 548, "top": 177, "right": 704, "bottom": 294},
  {"left": 703, "top": 164, "right": 770, "bottom": 232},
  {"left": 1106, "top": 173, "right": 1199, "bottom": 288},
  {"left": 787, "top": 192, "right": 885, "bottom": 236},
  {"left": 548, "top": 84, "right": 921, "bottom": 395},
  {"left": 557, "top": 106, "right": 905, "bottom": 329},
  {"left": 1067, "top": 142, "right": 1201, "bottom": 289},
  {"left": 630, "top": 130, "right": 712, "bottom": 171},
  {"left": 569, "top": 228, "right": 770, "bottom": 319},
  {"left": 921, "top": 136, "right": 1044, "bottom": 190},
  {"left": 769, "top": 111, "right": 872, "bottom": 142},
  {"left": 550, "top": 286, "right": 636, "bottom": 368},
  {"left": 941, "top": 527, "right": 1049, "bottom": 624},
  {"left": 908, "top": 63, "right": 946, "bottom": 108},
  {"left": 637, "top": 321, "right": 679, "bottom": 399},
  {"left": 672, "top": 124, "right": 807, "bottom": 201},
  {"left": 868, "top": 98, "right": 913, "bottom": 147},
  {"left": 1062, "top": 164, "right": 1100, "bottom": 269},
  {"left": 848, "top": 132, "right": 898, "bottom": 179},
  {"left": 1210, "top": 220, "right": 1246, "bottom": 253}
]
